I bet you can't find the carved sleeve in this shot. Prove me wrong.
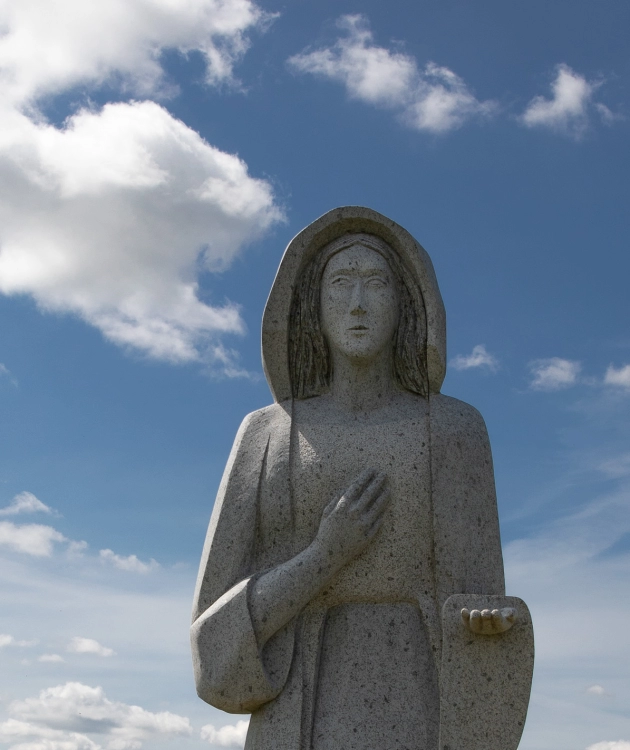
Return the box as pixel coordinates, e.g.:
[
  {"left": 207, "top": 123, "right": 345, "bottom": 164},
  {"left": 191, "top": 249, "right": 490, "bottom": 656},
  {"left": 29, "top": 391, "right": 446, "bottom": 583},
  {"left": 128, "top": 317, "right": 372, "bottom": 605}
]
[
  {"left": 190, "top": 408, "right": 295, "bottom": 713},
  {"left": 430, "top": 394, "right": 506, "bottom": 607}
]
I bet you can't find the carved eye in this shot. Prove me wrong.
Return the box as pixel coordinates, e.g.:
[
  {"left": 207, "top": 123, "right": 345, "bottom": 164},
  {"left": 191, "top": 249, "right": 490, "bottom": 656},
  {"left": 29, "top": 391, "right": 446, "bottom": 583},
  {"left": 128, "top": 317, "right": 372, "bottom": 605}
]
[
  {"left": 366, "top": 277, "right": 387, "bottom": 287},
  {"left": 331, "top": 276, "right": 351, "bottom": 286}
]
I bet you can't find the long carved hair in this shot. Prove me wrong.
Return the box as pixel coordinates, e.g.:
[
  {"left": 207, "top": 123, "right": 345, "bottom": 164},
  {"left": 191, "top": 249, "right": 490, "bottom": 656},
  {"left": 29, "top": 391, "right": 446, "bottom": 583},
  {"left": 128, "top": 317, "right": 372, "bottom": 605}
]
[{"left": 288, "top": 233, "right": 428, "bottom": 400}]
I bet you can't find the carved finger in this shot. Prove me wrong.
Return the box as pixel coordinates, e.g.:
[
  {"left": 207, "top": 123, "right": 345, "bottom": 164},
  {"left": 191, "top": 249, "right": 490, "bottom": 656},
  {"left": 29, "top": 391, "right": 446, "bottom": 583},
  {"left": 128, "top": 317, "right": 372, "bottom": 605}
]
[
  {"left": 461, "top": 608, "right": 471, "bottom": 626},
  {"left": 469, "top": 609, "right": 482, "bottom": 633},
  {"left": 353, "top": 472, "right": 387, "bottom": 513},
  {"left": 491, "top": 609, "right": 503, "bottom": 631},
  {"left": 366, "top": 513, "right": 386, "bottom": 539},
  {"left": 344, "top": 468, "right": 378, "bottom": 504},
  {"left": 322, "top": 494, "right": 339, "bottom": 518},
  {"left": 502, "top": 607, "right": 517, "bottom": 624},
  {"left": 363, "top": 487, "right": 391, "bottom": 524}
]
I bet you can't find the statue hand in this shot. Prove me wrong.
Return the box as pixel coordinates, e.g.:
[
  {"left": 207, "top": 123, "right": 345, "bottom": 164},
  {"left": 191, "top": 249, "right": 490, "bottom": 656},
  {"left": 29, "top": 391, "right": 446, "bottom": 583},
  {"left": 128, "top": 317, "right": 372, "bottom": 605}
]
[
  {"left": 315, "top": 468, "right": 390, "bottom": 569},
  {"left": 461, "top": 607, "right": 517, "bottom": 635}
]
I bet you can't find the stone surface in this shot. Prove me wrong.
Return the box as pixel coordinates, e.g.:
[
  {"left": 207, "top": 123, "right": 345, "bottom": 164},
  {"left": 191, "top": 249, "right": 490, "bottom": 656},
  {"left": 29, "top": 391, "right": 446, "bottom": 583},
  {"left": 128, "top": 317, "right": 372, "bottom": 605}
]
[
  {"left": 191, "top": 206, "right": 534, "bottom": 750},
  {"left": 441, "top": 595, "right": 535, "bottom": 750}
]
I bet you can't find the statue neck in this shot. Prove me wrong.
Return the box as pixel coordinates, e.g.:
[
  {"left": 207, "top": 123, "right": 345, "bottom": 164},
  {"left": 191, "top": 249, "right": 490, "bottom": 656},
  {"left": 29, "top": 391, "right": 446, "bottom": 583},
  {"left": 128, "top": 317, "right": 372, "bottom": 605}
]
[{"left": 328, "top": 350, "right": 396, "bottom": 414}]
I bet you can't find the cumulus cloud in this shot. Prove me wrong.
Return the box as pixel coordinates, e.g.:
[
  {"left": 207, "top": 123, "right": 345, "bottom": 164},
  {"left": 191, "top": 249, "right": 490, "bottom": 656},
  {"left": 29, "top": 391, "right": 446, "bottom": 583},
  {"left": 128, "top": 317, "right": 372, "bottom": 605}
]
[
  {"left": 0, "top": 521, "right": 67, "bottom": 556},
  {"left": 99, "top": 549, "right": 159, "bottom": 574},
  {"left": 0, "top": 0, "right": 283, "bottom": 375},
  {"left": 288, "top": 14, "right": 495, "bottom": 133},
  {"left": 604, "top": 364, "right": 630, "bottom": 390},
  {"left": 67, "top": 637, "right": 115, "bottom": 658},
  {"left": 0, "top": 100, "right": 283, "bottom": 370},
  {"left": 0, "top": 491, "right": 54, "bottom": 516},
  {"left": 521, "top": 64, "right": 613, "bottom": 138},
  {"left": 529, "top": 357, "right": 581, "bottom": 391},
  {"left": 201, "top": 720, "right": 249, "bottom": 747},
  {"left": 450, "top": 344, "right": 499, "bottom": 372},
  {"left": 2, "top": 681, "right": 191, "bottom": 750},
  {"left": 0, "top": 0, "right": 271, "bottom": 106}
]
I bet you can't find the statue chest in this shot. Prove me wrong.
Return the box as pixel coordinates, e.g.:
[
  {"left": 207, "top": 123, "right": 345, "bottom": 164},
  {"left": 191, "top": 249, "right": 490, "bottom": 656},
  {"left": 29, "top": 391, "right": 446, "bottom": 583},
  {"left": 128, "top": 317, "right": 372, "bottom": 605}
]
[{"left": 291, "top": 407, "right": 434, "bottom": 604}]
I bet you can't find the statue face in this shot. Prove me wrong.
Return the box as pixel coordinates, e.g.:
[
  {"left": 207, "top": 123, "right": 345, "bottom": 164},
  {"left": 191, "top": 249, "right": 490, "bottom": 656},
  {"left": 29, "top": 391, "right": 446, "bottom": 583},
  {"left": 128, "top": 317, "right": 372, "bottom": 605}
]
[{"left": 320, "top": 244, "right": 399, "bottom": 364}]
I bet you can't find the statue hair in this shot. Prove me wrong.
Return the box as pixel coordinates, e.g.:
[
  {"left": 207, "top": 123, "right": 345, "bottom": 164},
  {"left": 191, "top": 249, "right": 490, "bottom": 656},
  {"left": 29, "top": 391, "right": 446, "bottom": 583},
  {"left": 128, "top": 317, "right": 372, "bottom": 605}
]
[{"left": 288, "top": 233, "right": 428, "bottom": 400}]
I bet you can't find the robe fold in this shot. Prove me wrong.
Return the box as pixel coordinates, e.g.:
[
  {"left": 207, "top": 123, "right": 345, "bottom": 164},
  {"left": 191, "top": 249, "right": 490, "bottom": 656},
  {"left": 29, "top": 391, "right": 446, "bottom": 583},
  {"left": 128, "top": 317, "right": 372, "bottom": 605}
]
[{"left": 191, "top": 393, "right": 505, "bottom": 750}]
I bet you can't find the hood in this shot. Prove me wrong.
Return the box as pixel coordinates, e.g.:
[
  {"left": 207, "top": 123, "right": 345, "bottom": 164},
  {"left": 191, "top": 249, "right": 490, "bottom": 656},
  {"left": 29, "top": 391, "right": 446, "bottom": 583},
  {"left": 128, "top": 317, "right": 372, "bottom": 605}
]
[{"left": 262, "top": 206, "right": 446, "bottom": 402}]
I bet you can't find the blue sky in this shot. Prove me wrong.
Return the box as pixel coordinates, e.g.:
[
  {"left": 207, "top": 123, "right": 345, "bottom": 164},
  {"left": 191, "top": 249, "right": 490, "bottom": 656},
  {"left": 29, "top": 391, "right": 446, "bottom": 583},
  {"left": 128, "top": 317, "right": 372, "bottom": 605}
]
[{"left": 0, "top": 1, "right": 629, "bottom": 748}]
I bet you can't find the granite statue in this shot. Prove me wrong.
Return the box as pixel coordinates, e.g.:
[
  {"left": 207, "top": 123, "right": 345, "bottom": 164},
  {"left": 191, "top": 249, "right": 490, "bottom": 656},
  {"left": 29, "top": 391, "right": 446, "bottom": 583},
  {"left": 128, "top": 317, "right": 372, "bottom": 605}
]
[{"left": 191, "top": 207, "right": 534, "bottom": 750}]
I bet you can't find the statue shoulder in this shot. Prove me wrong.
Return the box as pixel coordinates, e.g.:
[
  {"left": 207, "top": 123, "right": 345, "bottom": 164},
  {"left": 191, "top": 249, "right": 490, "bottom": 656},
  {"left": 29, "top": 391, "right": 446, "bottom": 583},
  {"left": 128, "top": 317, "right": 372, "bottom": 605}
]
[
  {"left": 235, "top": 400, "right": 293, "bottom": 445},
  {"left": 429, "top": 393, "right": 489, "bottom": 442}
]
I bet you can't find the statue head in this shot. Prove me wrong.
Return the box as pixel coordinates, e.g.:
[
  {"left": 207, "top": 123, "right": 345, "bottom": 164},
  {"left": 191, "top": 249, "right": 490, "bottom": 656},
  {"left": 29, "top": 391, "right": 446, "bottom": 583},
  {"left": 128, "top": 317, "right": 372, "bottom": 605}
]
[
  {"left": 262, "top": 207, "right": 446, "bottom": 403},
  {"left": 288, "top": 233, "right": 428, "bottom": 399}
]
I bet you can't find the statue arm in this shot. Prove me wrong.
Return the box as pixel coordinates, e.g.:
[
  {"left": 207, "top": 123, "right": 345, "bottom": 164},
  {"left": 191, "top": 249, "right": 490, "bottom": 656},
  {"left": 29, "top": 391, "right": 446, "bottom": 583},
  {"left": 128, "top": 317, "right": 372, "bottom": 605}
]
[
  {"left": 430, "top": 394, "right": 505, "bottom": 603},
  {"left": 191, "top": 409, "right": 292, "bottom": 714}
]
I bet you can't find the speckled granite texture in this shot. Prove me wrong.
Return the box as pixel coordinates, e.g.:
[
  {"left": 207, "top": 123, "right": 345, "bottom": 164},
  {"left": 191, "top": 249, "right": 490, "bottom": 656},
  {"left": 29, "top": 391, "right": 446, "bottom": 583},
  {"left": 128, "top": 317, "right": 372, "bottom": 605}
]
[{"left": 191, "top": 207, "right": 534, "bottom": 750}]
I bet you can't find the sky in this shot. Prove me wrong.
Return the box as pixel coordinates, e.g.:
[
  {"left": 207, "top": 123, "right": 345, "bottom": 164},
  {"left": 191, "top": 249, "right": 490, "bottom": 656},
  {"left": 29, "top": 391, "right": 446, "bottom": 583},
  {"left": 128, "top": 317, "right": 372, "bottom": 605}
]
[{"left": 0, "top": 1, "right": 629, "bottom": 748}]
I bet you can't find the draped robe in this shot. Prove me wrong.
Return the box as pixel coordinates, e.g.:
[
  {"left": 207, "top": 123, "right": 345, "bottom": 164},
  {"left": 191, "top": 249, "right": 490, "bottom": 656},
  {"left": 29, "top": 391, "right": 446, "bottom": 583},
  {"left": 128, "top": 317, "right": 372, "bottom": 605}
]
[{"left": 191, "top": 392, "right": 505, "bottom": 750}]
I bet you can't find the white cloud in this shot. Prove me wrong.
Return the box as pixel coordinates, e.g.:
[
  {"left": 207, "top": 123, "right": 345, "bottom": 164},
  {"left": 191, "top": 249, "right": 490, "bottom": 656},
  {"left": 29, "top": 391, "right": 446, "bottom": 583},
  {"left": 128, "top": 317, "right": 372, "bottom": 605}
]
[
  {"left": 604, "top": 364, "right": 630, "bottom": 390},
  {"left": 0, "top": 0, "right": 271, "bottom": 106},
  {"left": 0, "top": 491, "right": 54, "bottom": 516},
  {"left": 586, "top": 685, "right": 607, "bottom": 696},
  {"left": 0, "top": 521, "right": 67, "bottom": 556},
  {"left": 0, "top": 634, "right": 37, "bottom": 648},
  {"left": 450, "top": 344, "right": 499, "bottom": 372},
  {"left": 529, "top": 357, "right": 581, "bottom": 391},
  {"left": 521, "top": 64, "right": 612, "bottom": 138},
  {"left": 99, "top": 549, "right": 159, "bottom": 574},
  {"left": 3, "top": 681, "right": 192, "bottom": 750},
  {"left": 39, "top": 653, "right": 65, "bottom": 663},
  {"left": 0, "top": 718, "right": 101, "bottom": 750},
  {"left": 201, "top": 720, "right": 249, "bottom": 747},
  {"left": 288, "top": 14, "right": 495, "bottom": 133},
  {"left": 0, "top": 100, "right": 283, "bottom": 371},
  {"left": 587, "top": 743, "right": 630, "bottom": 750},
  {"left": 67, "top": 637, "right": 115, "bottom": 658},
  {"left": 0, "top": 0, "right": 283, "bottom": 375}
]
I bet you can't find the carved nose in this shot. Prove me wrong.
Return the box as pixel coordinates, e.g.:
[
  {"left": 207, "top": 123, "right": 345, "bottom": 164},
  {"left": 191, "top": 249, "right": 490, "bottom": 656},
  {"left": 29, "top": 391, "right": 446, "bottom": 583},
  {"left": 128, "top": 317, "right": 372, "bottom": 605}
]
[{"left": 350, "top": 283, "right": 366, "bottom": 315}]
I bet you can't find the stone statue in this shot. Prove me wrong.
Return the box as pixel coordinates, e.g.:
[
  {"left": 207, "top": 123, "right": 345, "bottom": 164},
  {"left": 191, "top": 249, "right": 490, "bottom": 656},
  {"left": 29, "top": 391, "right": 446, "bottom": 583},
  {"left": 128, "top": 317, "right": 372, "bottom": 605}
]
[{"left": 191, "top": 207, "right": 534, "bottom": 750}]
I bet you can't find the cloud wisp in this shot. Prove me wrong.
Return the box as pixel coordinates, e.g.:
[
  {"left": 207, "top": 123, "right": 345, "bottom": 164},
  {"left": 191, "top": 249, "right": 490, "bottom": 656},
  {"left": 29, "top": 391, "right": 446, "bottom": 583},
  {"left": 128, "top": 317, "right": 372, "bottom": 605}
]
[
  {"left": 450, "top": 344, "right": 499, "bottom": 372},
  {"left": 99, "top": 548, "right": 159, "bottom": 574},
  {"left": 528, "top": 357, "right": 582, "bottom": 391},
  {"left": 288, "top": 14, "right": 495, "bottom": 134},
  {"left": 521, "top": 64, "right": 615, "bottom": 138},
  {"left": 0, "top": 520, "right": 68, "bottom": 557},
  {"left": 67, "top": 637, "right": 116, "bottom": 658},
  {"left": 0, "top": 362, "right": 18, "bottom": 386},
  {"left": 0, "top": 491, "right": 54, "bottom": 517},
  {"left": 604, "top": 364, "right": 630, "bottom": 390},
  {"left": 0, "top": 634, "right": 37, "bottom": 648}
]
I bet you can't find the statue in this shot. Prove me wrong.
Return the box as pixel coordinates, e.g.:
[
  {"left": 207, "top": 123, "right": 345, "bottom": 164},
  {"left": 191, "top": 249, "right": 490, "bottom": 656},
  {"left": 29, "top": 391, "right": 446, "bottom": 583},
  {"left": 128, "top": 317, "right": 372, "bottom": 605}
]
[{"left": 191, "top": 207, "right": 534, "bottom": 750}]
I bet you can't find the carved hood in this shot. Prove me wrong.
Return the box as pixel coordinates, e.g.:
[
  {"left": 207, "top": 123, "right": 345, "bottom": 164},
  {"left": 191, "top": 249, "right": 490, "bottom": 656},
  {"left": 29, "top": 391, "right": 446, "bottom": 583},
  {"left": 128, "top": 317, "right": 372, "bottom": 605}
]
[{"left": 262, "top": 206, "right": 447, "bottom": 402}]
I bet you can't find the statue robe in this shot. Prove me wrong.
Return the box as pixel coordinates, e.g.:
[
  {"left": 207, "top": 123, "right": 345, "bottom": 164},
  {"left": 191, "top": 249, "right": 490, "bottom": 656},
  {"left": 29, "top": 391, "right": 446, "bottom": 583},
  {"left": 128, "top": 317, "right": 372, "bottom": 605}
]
[{"left": 191, "top": 393, "right": 505, "bottom": 750}]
